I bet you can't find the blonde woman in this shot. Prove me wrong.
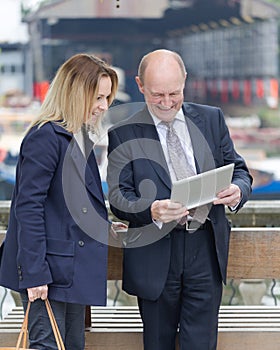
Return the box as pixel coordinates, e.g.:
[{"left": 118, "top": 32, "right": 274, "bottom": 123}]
[{"left": 0, "top": 53, "right": 124, "bottom": 349}]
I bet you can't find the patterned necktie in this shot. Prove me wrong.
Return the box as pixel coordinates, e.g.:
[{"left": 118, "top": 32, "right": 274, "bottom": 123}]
[
  {"left": 164, "top": 121, "right": 208, "bottom": 224},
  {"left": 164, "top": 121, "right": 195, "bottom": 180}
]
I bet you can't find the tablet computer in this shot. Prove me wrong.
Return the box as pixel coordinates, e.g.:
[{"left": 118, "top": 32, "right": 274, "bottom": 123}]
[{"left": 170, "top": 163, "right": 234, "bottom": 209}]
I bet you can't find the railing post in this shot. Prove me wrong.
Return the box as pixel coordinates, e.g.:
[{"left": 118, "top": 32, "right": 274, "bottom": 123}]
[{"left": 239, "top": 279, "right": 267, "bottom": 305}]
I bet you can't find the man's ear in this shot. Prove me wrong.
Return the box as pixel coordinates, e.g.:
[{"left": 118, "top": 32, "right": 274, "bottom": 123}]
[{"left": 135, "top": 76, "right": 144, "bottom": 94}]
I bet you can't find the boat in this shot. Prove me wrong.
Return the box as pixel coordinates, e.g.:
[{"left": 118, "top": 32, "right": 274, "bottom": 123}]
[{"left": 249, "top": 158, "right": 280, "bottom": 200}]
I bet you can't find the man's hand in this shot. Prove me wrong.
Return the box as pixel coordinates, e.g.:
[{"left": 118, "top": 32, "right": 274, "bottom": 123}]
[
  {"left": 27, "top": 285, "right": 48, "bottom": 302},
  {"left": 213, "top": 184, "right": 241, "bottom": 208},
  {"left": 151, "top": 199, "right": 189, "bottom": 224}
]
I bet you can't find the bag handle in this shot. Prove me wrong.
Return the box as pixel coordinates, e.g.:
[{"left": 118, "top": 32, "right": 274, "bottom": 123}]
[
  {"left": 45, "top": 299, "right": 65, "bottom": 350},
  {"left": 16, "top": 299, "right": 65, "bottom": 350},
  {"left": 15, "top": 299, "right": 30, "bottom": 349}
]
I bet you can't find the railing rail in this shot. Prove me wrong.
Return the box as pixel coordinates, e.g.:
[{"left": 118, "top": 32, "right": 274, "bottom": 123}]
[{"left": 1, "top": 200, "right": 280, "bottom": 229}]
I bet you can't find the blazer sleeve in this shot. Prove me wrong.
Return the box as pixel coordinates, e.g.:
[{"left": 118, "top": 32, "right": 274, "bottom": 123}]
[{"left": 15, "top": 125, "right": 60, "bottom": 289}]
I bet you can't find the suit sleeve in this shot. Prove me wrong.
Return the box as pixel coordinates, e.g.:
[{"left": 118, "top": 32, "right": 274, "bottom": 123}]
[
  {"left": 216, "top": 108, "right": 252, "bottom": 210},
  {"left": 107, "top": 127, "right": 155, "bottom": 226}
]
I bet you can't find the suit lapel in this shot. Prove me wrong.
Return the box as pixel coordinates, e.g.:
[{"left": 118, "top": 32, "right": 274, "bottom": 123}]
[{"left": 183, "top": 103, "right": 213, "bottom": 174}]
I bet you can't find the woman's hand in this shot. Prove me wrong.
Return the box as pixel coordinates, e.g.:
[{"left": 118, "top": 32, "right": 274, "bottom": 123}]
[
  {"left": 27, "top": 285, "right": 48, "bottom": 302},
  {"left": 110, "top": 221, "right": 128, "bottom": 240}
]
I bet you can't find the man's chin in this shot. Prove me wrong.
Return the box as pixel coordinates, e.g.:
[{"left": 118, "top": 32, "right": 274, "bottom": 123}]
[{"left": 156, "top": 109, "right": 178, "bottom": 121}]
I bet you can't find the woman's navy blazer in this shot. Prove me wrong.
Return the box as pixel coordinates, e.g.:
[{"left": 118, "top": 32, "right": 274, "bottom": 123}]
[{"left": 0, "top": 122, "right": 109, "bottom": 305}]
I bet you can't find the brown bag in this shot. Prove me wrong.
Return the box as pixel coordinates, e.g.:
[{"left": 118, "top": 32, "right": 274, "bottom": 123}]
[{"left": 0, "top": 298, "right": 65, "bottom": 350}]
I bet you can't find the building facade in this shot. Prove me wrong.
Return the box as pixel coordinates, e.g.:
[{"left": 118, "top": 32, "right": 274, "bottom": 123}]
[{"left": 23, "top": 0, "right": 280, "bottom": 106}]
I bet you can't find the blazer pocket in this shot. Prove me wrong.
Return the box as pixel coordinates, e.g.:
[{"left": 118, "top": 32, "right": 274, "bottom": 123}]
[{"left": 46, "top": 238, "right": 75, "bottom": 288}]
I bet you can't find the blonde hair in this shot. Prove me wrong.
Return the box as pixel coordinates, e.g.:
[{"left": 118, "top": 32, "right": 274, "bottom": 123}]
[{"left": 27, "top": 53, "right": 118, "bottom": 133}]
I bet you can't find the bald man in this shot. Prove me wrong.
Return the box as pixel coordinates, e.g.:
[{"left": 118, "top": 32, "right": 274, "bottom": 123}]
[{"left": 107, "top": 49, "right": 252, "bottom": 350}]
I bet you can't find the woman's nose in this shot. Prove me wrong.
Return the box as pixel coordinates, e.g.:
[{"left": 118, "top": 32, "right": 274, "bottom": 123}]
[{"left": 100, "top": 99, "right": 109, "bottom": 111}]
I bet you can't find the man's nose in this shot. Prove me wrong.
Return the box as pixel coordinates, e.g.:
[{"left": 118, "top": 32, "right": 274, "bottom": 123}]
[{"left": 161, "top": 95, "right": 173, "bottom": 107}]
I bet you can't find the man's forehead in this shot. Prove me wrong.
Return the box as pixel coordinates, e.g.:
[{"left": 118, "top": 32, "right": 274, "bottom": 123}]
[{"left": 147, "top": 83, "right": 185, "bottom": 94}]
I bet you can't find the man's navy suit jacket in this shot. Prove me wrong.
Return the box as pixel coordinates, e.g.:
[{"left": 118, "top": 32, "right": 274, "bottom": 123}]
[{"left": 107, "top": 102, "right": 252, "bottom": 301}]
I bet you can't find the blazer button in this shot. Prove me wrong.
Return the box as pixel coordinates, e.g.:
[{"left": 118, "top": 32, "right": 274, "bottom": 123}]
[
  {"left": 82, "top": 207, "right": 88, "bottom": 213},
  {"left": 78, "top": 240, "right": 85, "bottom": 247},
  {"left": 19, "top": 276, "right": 23, "bottom": 281}
]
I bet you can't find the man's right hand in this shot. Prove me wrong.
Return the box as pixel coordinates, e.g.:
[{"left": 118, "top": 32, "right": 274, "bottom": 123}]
[{"left": 151, "top": 199, "right": 189, "bottom": 223}]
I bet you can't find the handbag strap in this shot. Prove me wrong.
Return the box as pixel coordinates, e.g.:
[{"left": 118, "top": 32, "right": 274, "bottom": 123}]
[
  {"left": 45, "top": 299, "right": 65, "bottom": 350},
  {"left": 15, "top": 299, "right": 30, "bottom": 349},
  {"left": 16, "top": 299, "right": 65, "bottom": 350}
]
